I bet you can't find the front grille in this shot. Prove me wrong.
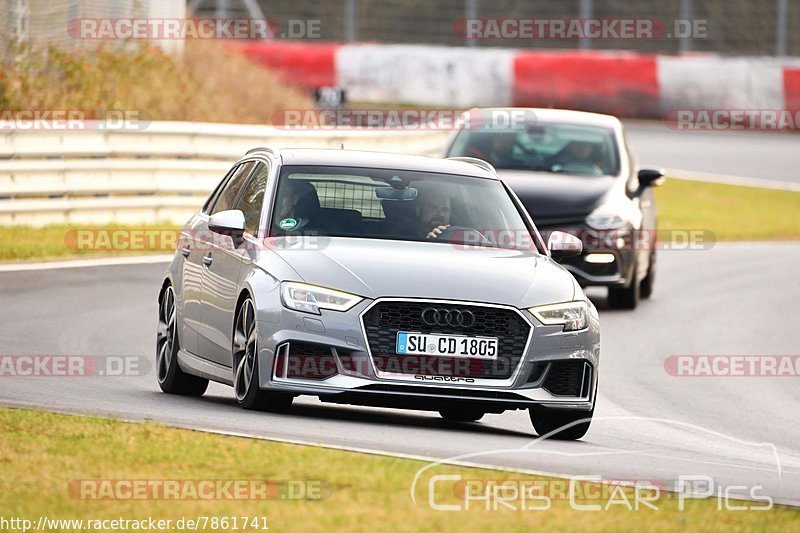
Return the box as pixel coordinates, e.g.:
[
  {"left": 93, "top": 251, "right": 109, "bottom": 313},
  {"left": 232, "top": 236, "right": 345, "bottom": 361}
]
[
  {"left": 543, "top": 360, "right": 590, "bottom": 396},
  {"left": 362, "top": 301, "right": 531, "bottom": 379}
]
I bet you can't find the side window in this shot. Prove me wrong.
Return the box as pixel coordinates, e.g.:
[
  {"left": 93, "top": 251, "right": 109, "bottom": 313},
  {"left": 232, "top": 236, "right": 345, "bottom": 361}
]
[
  {"left": 210, "top": 161, "right": 256, "bottom": 215},
  {"left": 234, "top": 163, "right": 270, "bottom": 236},
  {"left": 203, "top": 163, "right": 240, "bottom": 214}
]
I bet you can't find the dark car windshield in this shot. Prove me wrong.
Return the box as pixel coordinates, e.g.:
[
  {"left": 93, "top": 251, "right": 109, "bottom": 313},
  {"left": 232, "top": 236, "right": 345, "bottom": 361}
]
[
  {"left": 447, "top": 123, "right": 620, "bottom": 177},
  {"left": 269, "top": 165, "right": 540, "bottom": 251}
]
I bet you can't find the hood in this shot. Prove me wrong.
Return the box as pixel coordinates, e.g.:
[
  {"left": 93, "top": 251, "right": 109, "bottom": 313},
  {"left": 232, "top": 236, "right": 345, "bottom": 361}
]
[
  {"left": 497, "top": 170, "right": 617, "bottom": 223},
  {"left": 265, "top": 237, "right": 576, "bottom": 308}
]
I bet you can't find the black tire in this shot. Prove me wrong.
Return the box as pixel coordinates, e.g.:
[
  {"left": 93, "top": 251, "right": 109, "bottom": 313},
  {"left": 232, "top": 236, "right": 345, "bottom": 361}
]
[
  {"left": 439, "top": 407, "right": 485, "bottom": 422},
  {"left": 529, "top": 405, "right": 594, "bottom": 440},
  {"left": 640, "top": 252, "right": 656, "bottom": 299},
  {"left": 233, "top": 297, "right": 294, "bottom": 412},
  {"left": 156, "top": 285, "right": 209, "bottom": 396},
  {"left": 607, "top": 263, "right": 640, "bottom": 309}
]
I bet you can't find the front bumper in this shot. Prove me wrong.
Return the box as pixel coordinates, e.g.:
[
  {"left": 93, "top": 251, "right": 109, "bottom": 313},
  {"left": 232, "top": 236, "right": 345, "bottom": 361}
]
[{"left": 256, "top": 297, "right": 600, "bottom": 412}]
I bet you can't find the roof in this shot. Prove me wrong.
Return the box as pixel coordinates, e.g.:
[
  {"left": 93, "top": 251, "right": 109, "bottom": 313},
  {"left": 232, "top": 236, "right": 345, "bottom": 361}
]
[
  {"left": 468, "top": 107, "right": 623, "bottom": 130},
  {"left": 245, "top": 148, "right": 499, "bottom": 179}
]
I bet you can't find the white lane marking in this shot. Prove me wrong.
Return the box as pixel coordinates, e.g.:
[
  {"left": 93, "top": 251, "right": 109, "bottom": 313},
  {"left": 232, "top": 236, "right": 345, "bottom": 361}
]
[
  {"left": 668, "top": 169, "right": 800, "bottom": 192},
  {"left": 0, "top": 254, "right": 173, "bottom": 272}
]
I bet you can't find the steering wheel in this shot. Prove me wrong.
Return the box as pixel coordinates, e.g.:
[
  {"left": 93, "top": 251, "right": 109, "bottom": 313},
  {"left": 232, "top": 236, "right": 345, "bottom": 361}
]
[
  {"left": 550, "top": 162, "right": 604, "bottom": 176},
  {"left": 435, "top": 226, "right": 491, "bottom": 246}
]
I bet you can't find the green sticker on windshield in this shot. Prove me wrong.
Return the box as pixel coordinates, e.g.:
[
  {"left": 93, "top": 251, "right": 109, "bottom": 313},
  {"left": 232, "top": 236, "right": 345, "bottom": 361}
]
[{"left": 279, "top": 218, "right": 298, "bottom": 230}]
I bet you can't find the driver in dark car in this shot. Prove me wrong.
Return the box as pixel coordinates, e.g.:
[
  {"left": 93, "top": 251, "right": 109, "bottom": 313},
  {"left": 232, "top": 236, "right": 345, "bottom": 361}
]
[
  {"left": 466, "top": 132, "right": 517, "bottom": 167},
  {"left": 549, "top": 140, "right": 605, "bottom": 171}
]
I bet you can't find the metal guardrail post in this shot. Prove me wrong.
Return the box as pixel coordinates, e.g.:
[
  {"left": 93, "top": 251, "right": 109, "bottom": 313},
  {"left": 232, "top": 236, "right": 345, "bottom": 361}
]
[
  {"left": 465, "top": 0, "right": 478, "bottom": 48},
  {"left": 679, "top": 0, "right": 693, "bottom": 53},
  {"left": 578, "top": 0, "right": 593, "bottom": 51},
  {"left": 776, "top": 0, "right": 788, "bottom": 56},
  {"left": 345, "top": 0, "right": 357, "bottom": 42}
]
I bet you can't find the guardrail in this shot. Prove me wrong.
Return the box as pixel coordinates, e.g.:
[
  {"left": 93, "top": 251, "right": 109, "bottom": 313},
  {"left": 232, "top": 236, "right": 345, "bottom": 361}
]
[{"left": 0, "top": 122, "right": 449, "bottom": 226}]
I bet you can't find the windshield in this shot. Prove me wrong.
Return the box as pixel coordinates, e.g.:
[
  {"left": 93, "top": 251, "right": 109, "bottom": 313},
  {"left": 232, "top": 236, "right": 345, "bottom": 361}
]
[
  {"left": 447, "top": 123, "right": 620, "bottom": 176},
  {"left": 269, "top": 165, "right": 539, "bottom": 251}
]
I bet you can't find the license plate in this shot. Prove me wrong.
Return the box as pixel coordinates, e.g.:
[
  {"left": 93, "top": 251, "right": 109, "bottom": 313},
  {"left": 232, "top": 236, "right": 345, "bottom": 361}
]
[{"left": 395, "top": 331, "right": 499, "bottom": 359}]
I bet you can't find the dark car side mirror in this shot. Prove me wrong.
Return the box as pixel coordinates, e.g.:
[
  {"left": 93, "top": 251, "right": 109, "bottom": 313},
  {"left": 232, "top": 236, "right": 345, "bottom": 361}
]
[{"left": 638, "top": 167, "right": 666, "bottom": 188}]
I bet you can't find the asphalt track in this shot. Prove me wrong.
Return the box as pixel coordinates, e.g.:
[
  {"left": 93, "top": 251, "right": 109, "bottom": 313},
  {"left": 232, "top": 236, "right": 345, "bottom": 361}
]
[
  {"left": 1, "top": 125, "right": 799, "bottom": 506},
  {"left": 1, "top": 243, "right": 799, "bottom": 505},
  {"left": 624, "top": 121, "right": 800, "bottom": 186}
]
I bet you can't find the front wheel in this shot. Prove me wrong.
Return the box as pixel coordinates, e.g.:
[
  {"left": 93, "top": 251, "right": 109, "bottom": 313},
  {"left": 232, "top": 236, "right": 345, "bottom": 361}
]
[
  {"left": 529, "top": 406, "right": 594, "bottom": 440},
  {"left": 156, "top": 285, "right": 209, "bottom": 396},
  {"left": 640, "top": 252, "right": 656, "bottom": 299},
  {"left": 607, "top": 263, "right": 640, "bottom": 309},
  {"left": 233, "top": 297, "right": 293, "bottom": 412}
]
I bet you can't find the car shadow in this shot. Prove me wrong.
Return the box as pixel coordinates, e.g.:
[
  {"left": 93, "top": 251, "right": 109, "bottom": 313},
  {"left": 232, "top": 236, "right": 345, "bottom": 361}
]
[{"left": 189, "top": 392, "right": 534, "bottom": 438}]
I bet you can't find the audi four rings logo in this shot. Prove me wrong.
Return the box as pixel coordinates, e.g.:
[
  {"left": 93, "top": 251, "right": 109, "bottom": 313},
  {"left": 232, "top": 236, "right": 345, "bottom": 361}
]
[{"left": 420, "top": 307, "right": 476, "bottom": 327}]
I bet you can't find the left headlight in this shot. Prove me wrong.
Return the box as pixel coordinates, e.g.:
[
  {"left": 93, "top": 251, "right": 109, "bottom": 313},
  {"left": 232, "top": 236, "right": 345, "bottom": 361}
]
[
  {"left": 280, "top": 282, "right": 363, "bottom": 315},
  {"left": 529, "top": 301, "right": 589, "bottom": 332}
]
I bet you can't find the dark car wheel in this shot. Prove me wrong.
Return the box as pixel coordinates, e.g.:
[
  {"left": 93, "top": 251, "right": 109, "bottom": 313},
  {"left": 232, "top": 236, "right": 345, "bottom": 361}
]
[
  {"left": 157, "top": 284, "right": 209, "bottom": 396},
  {"left": 233, "top": 297, "right": 293, "bottom": 412},
  {"left": 640, "top": 252, "right": 656, "bottom": 299},
  {"left": 439, "top": 407, "right": 485, "bottom": 422},
  {"left": 529, "top": 405, "right": 594, "bottom": 440},
  {"left": 608, "top": 263, "right": 640, "bottom": 309}
]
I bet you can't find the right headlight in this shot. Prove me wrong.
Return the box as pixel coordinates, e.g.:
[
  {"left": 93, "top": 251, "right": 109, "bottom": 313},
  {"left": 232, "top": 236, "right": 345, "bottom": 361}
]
[
  {"left": 529, "top": 301, "right": 589, "bottom": 332},
  {"left": 280, "top": 282, "right": 363, "bottom": 315}
]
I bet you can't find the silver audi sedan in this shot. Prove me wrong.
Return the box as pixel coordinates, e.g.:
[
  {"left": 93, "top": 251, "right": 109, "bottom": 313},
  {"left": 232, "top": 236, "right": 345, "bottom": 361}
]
[{"left": 157, "top": 148, "right": 600, "bottom": 439}]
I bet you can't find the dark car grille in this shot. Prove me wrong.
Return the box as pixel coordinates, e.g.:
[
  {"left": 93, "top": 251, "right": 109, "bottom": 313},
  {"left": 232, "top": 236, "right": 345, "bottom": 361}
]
[
  {"left": 362, "top": 301, "right": 531, "bottom": 379},
  {"left": 543, "top": 360, "right": 591, "bottom": 397}
]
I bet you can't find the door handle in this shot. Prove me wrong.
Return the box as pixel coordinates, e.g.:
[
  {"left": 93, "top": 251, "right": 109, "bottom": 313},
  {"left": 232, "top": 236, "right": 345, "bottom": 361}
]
[{"left": 202, "top": 254, "right": 213, "bottom": 267}]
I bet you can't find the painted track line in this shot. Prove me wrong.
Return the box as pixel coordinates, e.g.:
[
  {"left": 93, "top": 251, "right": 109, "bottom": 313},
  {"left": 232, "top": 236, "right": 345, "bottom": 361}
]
[
  {"left": 667, "top": 169, "right": 800, "bottom": 192},
  {"left": 0, "top": 254, "right": 173, "bottom": 272}
]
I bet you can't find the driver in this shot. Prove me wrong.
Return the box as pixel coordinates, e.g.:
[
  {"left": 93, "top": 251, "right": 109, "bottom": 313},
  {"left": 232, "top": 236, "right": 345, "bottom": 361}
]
[
  {"left": 393, "top": 188, "right": 453, "bottom": 239},
  {"left": 550, "top": 140, "right": 603, "bottom": 169},
  {"left": 467, "top": 132, "right": 517, "bottom": 167},
  {"left": 417, "top": 191, "right": 452, "bottom": 239}
]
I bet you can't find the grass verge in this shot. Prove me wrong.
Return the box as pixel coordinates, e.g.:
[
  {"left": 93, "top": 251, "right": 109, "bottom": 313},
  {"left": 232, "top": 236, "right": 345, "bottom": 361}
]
[
  {"left": 656, "top": 178, "right": 800, "bottom": 241},
  {"left": 0, "top": 407, "right": 797, "bottom": 532}
]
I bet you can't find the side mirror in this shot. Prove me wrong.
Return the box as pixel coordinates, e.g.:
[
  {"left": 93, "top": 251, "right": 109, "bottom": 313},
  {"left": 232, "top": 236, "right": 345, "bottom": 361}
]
[
  {"left": 208, "top": 209, "right": 246, "bottom": 238},
  {"left": 548, "top": 231, "right": 582, "bottom": 261},
  {"left": 638, "top": 167, "right": 665, "bottom": 188}
]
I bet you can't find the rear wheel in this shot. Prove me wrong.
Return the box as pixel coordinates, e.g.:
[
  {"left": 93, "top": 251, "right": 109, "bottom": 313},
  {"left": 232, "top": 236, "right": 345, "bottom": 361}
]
[
  {"left": 156, "top": 285, "right": 209, "bottom": 396},
  {"left": 233, "top": 297, "right": 293, "bottom": 412},
  {"left": 608, "top": 263, "right": 640, "bottom": 309},
  {"left": 438, "top": 407, "right": 485, "bottom": 422},
  {"left": 529, "top": 405, "right": 593, "bottom": 440}
]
